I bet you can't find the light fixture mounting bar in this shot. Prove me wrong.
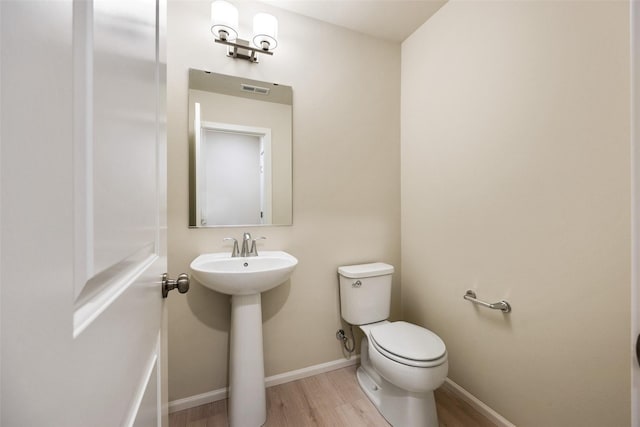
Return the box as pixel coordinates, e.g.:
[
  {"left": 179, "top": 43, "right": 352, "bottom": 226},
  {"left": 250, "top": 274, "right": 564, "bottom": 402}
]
[{"left": 215, "top": 38, "right": 273, "bottom": 63}]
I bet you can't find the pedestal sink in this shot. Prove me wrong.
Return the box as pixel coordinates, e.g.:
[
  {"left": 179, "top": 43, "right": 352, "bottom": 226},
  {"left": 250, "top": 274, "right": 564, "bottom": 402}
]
[{"left": 190, "top": 251, "right": 298, "bottom": 427}]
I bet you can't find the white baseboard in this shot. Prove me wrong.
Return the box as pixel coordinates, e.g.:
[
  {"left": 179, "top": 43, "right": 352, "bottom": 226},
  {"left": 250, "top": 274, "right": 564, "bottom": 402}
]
[
  {"left": 264, "top": 355, "right": 360, "bottom": 388},
  {"left": 442, "top": 378, "right": 516, "bottom": 427},
  {"left": 168, "top": 388, "right": 227, "bottom": 414},
  {"left": 168, "top": 356, "right": 360, "bottom": 414}
]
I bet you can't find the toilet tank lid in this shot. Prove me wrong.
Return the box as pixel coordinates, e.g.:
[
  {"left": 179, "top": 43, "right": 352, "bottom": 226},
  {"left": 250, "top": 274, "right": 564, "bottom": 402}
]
[{"left": 338, "top": 262, "right": 394, "bottom": 279}]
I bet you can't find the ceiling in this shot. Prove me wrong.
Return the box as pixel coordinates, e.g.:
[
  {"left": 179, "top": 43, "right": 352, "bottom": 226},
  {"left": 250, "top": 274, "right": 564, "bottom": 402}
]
[{"left": 261, "top": 0, "right": 447, "bottom": 43}]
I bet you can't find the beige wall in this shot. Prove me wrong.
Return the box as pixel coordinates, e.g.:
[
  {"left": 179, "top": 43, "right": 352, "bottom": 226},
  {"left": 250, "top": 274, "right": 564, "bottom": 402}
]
[
  {"left": 167, "top": 1, "right": 401, "bottom": 401},
  {"left": 401, "top": 1, "right": 630, "bottom": 426}
]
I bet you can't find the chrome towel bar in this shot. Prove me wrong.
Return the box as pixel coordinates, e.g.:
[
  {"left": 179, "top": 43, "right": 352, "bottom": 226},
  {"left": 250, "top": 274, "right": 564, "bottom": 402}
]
[{"left": 464, "top": 290, "right": 511, "bottom": 313}]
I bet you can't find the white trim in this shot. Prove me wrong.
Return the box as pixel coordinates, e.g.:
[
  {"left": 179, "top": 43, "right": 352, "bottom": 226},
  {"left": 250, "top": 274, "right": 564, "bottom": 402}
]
[
  {"left": 265, "top": 355, "right": 359, "bottom": 388},
  {"left": 442, "top": 378, "right": 516, "bottom": 427},
  {"left": 194, "top": 102, "right": 203, "bottom": 226},
  {"left": 201, "top": 121, "right": 270, "bottom": 138},
  {"left": 122, "top": 333, "right": 160, "bottom": 427},
  {"left": 156, "top": 332, "right": 162, "bottom": 427},
  {"left": 168, "top": 356, "right": 360, "bottom": 413},
  {"left": 168, "top": 387, "right": 227, "bottom": 413},
  {"left": 72, "top": 253, "right": 158, "bottom": 338},
  {"left": 123, "top": 336, "right": 160, "bottom": 427},
  {"left": 72, "top": 0, "right": 94, "bottom": 299}
]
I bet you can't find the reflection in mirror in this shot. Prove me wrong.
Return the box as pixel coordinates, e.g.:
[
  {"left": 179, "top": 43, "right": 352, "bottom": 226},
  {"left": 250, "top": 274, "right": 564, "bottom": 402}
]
[{"left": 188, "top": 69, "right": 293, "bottom": 227}]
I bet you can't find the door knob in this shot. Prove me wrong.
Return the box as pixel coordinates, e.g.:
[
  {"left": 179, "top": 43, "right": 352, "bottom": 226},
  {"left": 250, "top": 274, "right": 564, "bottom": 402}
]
[{"left": 162, "top": 273, "right": 190, "bottom": 298}]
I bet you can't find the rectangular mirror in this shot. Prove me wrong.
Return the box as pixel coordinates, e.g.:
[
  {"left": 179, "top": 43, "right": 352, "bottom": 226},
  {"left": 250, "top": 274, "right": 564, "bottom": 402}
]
[{"left": 188, "top": 69, "right": 293, "bottom": 227}]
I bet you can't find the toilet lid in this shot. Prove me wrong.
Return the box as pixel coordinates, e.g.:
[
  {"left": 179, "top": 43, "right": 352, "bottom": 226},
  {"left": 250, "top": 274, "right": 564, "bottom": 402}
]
[{"left": 369, "top": 321, "right": 446, "bottom": 362}]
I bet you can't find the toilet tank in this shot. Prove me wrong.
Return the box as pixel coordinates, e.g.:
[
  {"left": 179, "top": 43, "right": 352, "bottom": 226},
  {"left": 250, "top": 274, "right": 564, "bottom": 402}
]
[{"left": 338, "top": 262, "right": 394, "bottom": 325}]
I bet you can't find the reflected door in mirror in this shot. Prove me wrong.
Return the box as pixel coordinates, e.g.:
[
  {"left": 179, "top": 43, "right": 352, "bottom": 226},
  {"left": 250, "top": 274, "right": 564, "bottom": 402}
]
[{"left": 196, "top": 123, "right": 272, "bottom": 226}]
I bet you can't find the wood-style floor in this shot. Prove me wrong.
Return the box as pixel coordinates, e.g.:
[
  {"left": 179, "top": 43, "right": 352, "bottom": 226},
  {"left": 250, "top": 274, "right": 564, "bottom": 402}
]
[{"left": 169, "top": 366, "right": 497, "bottom": 427}]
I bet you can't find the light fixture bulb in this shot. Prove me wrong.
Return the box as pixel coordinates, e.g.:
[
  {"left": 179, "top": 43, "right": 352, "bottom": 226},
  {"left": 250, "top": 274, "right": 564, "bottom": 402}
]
[
  {"left": 211, "top": 0, "right": 238, "bottom": 42},
  {"left": 252, "top": 13, "right": 278, "bottom": 51}
]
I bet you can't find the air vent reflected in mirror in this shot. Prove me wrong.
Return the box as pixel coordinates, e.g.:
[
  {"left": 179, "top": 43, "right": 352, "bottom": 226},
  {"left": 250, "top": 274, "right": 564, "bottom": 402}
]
[{"left": 240, "top": 83, "right": 270, "bottom": 95}]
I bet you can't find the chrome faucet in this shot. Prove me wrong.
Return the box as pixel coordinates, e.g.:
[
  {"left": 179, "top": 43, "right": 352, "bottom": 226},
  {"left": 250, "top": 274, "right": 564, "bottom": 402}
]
[
  {"left": 240, "top": 232, "right": 252, "bottom": 257},
  {"left": 226, "top": 233, "right": 266, "bottom": 257}
]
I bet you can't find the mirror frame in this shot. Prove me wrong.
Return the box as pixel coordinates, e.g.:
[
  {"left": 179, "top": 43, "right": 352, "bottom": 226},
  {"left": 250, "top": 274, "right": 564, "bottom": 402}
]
[{"left": 188, "top": 69, "right": 293, "bottom": 228}]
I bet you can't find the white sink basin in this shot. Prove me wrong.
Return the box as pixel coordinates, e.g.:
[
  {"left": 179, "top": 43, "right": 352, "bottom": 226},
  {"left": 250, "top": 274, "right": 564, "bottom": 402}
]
[{"left": 190, "top": 251, "right": 298, "bottom": 295}]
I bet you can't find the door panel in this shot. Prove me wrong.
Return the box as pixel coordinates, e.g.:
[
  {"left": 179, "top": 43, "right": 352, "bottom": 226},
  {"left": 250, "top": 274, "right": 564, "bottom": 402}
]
[
  {"left": 91, "top": 0, "right": 159, "bottom": 276},
  {"left": 74, "top": 0, "right": 160, "bottom": 304}
]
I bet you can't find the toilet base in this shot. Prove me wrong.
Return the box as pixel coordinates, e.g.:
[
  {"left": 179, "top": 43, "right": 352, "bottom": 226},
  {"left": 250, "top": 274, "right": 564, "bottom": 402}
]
[{"left": 356, "top": 338, "right": 439, "bottom": 427}]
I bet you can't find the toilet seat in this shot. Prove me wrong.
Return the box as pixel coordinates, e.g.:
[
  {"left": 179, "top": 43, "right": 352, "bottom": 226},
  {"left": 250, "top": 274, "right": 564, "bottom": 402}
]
[{"left": 369, "top": 321, "right": 447, "bottom": 368}]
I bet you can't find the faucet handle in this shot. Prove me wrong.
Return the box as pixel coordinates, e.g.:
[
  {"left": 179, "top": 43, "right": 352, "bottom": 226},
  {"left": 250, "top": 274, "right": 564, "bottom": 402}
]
[
  {"left": 249, "top": 236, "right": 266, "bottom": 256},
  {"left": 223, "top": 237, "right": 239, "bottom": 257}
]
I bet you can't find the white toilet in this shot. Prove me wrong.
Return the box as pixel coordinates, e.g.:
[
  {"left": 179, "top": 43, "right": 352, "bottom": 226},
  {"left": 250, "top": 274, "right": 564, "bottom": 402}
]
[{"left": 338, "top": 262, "right": 448, "bottom": 427}]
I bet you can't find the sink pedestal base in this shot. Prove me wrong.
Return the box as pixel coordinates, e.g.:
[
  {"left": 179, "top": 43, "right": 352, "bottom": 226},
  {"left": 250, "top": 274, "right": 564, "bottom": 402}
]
[{"left": 229, "top": 293, "right": 266, "bottom": 427}]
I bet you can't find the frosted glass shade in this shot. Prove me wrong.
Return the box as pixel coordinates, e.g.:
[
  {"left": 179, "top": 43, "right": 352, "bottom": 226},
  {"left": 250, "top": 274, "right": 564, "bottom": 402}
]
[
  {"left": 252, "top": 13, "right": 278, "bottom": 51},
  {"left": 211, "top": 0, "right": 238, "bottom": 41}
]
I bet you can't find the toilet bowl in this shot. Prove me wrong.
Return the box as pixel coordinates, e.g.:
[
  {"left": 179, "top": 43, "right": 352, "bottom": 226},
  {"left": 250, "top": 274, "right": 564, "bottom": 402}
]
[
  {"left": 365, "top": 321, "right": 448, "bottom": 393},
  {"left": 357, "top": 321, "right": 448, "bottom": 427},
  {"left": 338, "top": 263, "right": 448, "bottom": 427}
]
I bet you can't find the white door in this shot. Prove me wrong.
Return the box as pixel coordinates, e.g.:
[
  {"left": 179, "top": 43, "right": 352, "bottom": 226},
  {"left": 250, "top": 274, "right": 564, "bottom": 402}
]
[{"left": 0, "top": 1, "right": 175, "bottom": 426}]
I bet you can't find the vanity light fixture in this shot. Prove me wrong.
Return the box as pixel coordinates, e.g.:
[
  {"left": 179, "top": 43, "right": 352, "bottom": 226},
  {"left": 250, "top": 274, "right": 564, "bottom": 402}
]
[{"left": 210, "top": 0, "right": 278, "bottom": 63}]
